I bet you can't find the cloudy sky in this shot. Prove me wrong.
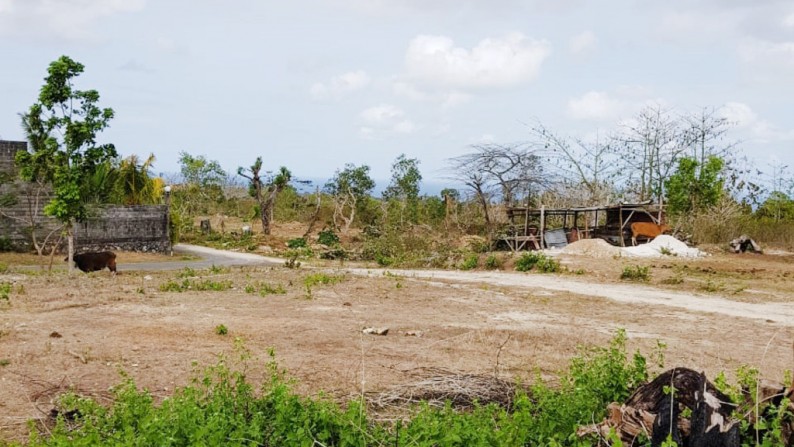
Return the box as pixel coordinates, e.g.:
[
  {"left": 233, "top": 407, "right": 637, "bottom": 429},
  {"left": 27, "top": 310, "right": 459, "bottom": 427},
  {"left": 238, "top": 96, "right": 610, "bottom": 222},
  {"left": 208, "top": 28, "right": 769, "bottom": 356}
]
[{"left": 1, "top": 0, "right": 792, "bottom": 190}]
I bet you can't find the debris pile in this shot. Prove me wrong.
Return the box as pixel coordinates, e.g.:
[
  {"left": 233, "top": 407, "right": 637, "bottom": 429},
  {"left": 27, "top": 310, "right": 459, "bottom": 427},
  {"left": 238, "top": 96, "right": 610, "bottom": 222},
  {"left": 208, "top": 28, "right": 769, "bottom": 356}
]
[
  {"left": 578, "top": 367, "right": 794, "bottom": 446},
  {"left": 729, "top": 234, "right": 763, "bottom": 254}
]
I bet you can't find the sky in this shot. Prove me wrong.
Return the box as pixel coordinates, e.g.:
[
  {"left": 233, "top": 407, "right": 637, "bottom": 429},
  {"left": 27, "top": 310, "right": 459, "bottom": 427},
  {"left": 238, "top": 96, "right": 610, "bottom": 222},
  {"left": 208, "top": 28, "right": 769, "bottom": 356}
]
[{"left": 1, "top": 0, "right": 793, "bottom": 192}]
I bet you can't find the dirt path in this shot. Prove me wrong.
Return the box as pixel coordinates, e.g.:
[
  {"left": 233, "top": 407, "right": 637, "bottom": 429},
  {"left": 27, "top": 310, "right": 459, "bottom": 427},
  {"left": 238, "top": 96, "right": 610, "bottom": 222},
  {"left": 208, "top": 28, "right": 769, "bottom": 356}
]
[
  {"left": 344, "top": 268, "right": 794, "bottom": 326},
  {"left": 117, "top": 244, "right": 284, "bottom": 272}
]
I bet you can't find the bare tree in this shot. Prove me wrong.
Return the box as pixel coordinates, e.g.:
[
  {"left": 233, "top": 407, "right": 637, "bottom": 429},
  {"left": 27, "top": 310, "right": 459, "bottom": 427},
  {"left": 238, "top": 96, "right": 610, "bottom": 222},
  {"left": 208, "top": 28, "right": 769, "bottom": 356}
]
[
  {"left": 447, "top": 156, "right": 494, "bottom": 227},
  {"left": 529, "top": 122, "right": 619, "bottom": 205},
  {"left": 452, "top": 143, "right": 546, "bottom": 206},
  {"left": 237, "top": 157, "right": 292, "bottom": 235},
  {"left": 614, "top": 104, "right": 684, "bottom": 201}
]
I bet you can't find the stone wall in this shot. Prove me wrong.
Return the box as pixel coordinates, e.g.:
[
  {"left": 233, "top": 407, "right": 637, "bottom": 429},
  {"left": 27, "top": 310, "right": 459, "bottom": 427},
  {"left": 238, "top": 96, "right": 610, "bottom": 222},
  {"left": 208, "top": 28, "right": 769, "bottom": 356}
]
[{"left": 0, "top": 140, "right": 171, "bottom": 253}]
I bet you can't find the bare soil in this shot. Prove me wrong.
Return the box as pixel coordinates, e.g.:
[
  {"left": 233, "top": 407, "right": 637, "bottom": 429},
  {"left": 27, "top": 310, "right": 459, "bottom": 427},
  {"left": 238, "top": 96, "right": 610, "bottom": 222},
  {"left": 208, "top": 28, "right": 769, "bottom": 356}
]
[{"left": 1, "top": 249, "right": 793, "bottom": 442}]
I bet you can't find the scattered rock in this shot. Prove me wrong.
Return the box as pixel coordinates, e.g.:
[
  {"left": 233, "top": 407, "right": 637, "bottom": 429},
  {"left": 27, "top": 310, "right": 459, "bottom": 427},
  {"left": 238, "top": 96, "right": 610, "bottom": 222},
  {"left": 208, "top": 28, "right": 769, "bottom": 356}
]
[
  {"left": 49, "top": 331, "right": 62, "bottom": 338},
  {"left": 362, "top": 327, "right": 389, "bottom": 336},
  {"left": 143, "top": 275, "right": 153, "bottom": 281},
  {"left": 343, "top": 302, "right": 352, "bottom": 306},
  {"left": 403, "top": 330, "right": 423, "bottom": 337}
]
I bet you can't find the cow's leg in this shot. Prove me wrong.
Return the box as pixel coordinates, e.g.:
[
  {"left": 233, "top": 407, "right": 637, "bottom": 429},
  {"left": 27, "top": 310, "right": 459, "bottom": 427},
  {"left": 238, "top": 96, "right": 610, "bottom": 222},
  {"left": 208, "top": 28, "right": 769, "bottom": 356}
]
[{"left": 632, "top": 235, "right": 637, "bottom": 246}]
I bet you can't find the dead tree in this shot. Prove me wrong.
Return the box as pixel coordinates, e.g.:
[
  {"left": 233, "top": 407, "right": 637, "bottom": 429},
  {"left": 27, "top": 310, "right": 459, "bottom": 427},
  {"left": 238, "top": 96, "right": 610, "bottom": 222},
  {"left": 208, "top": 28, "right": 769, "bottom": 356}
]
[{"left": 238, "top": 157, "right": 291, "bottom": 235}]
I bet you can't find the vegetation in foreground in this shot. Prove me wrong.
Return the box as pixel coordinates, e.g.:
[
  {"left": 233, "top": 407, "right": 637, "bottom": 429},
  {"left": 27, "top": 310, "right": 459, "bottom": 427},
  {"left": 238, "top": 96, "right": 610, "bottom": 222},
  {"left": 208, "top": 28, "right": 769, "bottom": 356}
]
[{"left": 10, "top": 331, "right": 791, "bottom": 446}]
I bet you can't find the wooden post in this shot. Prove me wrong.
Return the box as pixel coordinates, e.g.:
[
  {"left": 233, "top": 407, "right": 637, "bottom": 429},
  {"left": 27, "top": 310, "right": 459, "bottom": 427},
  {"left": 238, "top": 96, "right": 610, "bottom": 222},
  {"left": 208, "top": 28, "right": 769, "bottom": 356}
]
[
  {"left": 540, "top": 205, "right": 546, "bottom": 249},
  {"left": 618, "top": 205, "right": 625, "bottom": 247}
]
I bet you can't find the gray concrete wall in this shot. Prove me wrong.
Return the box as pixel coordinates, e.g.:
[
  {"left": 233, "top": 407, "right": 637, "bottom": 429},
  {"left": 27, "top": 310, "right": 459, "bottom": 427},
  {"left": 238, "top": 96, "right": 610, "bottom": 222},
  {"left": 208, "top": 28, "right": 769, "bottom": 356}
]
[{"left": 0, "top": 140, "right": 171, "bottom": 253}]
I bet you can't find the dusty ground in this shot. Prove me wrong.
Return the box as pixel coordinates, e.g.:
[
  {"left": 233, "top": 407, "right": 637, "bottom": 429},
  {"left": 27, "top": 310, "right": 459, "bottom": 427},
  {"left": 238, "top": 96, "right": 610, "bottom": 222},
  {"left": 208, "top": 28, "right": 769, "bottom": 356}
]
[{"left": 0, "top": 249, "right": 793, "bottom": 442}]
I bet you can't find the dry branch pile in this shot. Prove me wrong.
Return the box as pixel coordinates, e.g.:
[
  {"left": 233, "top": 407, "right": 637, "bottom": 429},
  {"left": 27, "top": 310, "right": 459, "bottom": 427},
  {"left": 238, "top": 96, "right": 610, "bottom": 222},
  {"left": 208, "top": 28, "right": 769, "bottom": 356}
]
[{"left": 364, "top": 367, "right": 519, "bottom": 413}]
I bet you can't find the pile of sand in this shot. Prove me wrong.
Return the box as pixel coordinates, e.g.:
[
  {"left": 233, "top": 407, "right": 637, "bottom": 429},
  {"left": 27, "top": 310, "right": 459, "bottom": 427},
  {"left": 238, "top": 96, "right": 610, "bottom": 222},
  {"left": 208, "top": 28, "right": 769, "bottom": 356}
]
[
  {"left": 559, "top": 238, "right": 623, "bottom": 258},
  {"left": 622, "top": 235, "right": 705, "bottom": 258}
]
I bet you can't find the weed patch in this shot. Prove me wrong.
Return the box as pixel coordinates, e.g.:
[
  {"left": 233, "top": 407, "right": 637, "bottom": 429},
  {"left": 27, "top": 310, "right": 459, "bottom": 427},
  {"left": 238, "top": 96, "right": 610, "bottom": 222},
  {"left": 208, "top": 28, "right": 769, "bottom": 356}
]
[
  {"left": 460, "top": 253, "right": 479, "bottom": 270},
  {"left": 620, "top": 265, "right": 650, "bottom": 281},
  {"left": 159, "top": 278, "right": 233, "bottom": 292},
  {"left": 0, "top": 282, "right": 11, "bottom": 301},
  {"left": 245, "top": 281, "right": 287, "bottom": 296},
  {"left": 484, "top": 254, "right": 503, "bottom": 270},
  {"left": 514, "top": 252, "right": 560, "bottom": 273}
]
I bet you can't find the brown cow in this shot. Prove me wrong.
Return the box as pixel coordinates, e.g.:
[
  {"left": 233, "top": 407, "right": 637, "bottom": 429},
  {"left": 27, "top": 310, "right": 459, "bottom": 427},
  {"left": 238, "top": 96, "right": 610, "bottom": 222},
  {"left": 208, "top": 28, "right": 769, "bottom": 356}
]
[
  {"left": 630, "top": 222, "right": 670, "bottom": 246},
  {"left": 67, "top": 251, "right": 117, "bottom": 274}
]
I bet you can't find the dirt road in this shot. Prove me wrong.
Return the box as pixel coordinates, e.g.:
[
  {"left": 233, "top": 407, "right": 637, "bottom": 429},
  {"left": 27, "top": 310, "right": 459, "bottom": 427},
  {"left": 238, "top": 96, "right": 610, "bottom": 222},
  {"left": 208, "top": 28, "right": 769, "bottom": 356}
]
[
  {"left": 117, "top": 244, "right": 284, "bottom": 272},
  {"left": 345, "top": 268, "right": 794, "bottom": 326}
]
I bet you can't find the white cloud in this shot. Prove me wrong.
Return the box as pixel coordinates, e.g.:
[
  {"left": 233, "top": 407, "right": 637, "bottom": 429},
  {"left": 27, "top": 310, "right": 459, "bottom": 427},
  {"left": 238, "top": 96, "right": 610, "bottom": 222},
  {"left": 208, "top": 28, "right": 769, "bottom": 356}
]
[
  {"left": 569, "top": 31, "right": 596, "bottom": 55},
  {"left": 567, "top": 91, "right": 628, "bottom": 121},
  {"left": 784, "top": 12, "right": 794, "bottom": 28},
  {"left": 358, "top": 104, "right": 415, "bottom": 139},
  {"left": 738, "top": 39, "right": 794, "bottom": 76},
  {"left": 310, "top": 70, "right": 371, "bottom": 100},
  {"left": 392, "top": 81, "right": 471, "bottom": 108},
  {"left": 719, "top": 102, "right": 794, "bottom": 142},
  {"left": 0, "top": 0, "right": 146, "bottom": 40},
  {"left": 404, "top": 32, "right": 551, "bottom": 88}
]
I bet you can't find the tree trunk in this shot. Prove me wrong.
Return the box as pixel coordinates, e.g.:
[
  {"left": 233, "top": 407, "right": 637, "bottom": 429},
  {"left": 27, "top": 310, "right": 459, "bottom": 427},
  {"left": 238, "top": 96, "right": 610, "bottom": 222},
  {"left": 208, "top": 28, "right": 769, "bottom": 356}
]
[{"left": 67, "top": 224, "right": 75, "bottom": 274}]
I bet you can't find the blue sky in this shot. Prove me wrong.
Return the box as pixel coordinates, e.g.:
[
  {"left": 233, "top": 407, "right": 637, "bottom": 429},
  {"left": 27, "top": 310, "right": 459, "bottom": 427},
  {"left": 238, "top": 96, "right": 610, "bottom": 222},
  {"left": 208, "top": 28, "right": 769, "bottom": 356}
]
[{"left": 1, "top": 0, "right": 793, "bottom": 192}]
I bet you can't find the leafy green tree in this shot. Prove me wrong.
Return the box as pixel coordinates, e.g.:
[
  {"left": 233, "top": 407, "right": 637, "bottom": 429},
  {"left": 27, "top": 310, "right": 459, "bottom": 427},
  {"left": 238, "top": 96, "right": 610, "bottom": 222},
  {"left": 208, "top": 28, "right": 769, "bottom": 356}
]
[
  {"left": 16, "top": 56, "right": 117, "bottom": 272},
  {"left": 237, "top": 157, "right": 291, "bottom": 234},
  {"left": 755, "top": 191, "right": 794, "bottom": 222},
  {"left": 325, "top": 163, "right": 375, "bottom": 231},
  {"left": 383, "top": 154, "right": 422, "bottom": 224},
  {"left": 178, "top": 151, "right": 226, "bottom": 188},
  {"left": 173, "top": 151, "right": 227, "bottom": 217},
  {"left": 664, "top": 155, "right": 725, "bottom": 215}
]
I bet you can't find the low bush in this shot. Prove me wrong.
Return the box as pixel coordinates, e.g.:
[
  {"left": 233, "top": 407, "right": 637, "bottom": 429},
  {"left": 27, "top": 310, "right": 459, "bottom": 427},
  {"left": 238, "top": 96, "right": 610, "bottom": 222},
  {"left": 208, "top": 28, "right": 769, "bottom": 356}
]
[
  {"left": 317, "top": 228, "right": 340, "bottom": 246},
  {"left": 20, "top": 329, "right": 792, "bottom": 446},
  {"left": 286, "top": 237, "right": 307, "bottom": 249},
  {"left": 484, "top": 254, "right": 503, "bottom": 270},
  {"left": 459, "top": 253, "right": 479, "bottom": 270},
  {"left": 620, "top": 265, "right": 650, "bottom": 282},
  {"left": 514, "top": 252, "right": 560, "bottom": 273}
]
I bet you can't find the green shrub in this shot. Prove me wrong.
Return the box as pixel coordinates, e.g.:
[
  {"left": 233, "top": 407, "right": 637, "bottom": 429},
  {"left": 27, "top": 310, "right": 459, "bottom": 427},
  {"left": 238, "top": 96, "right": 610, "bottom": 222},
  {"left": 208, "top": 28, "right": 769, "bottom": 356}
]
[
  {"left": 514, "top": 252, "right": 560, "bottom": 273},
  {"left": 0, "top": 262, "right": 8, "bottom": 274},
  {"left": 460, "top": 253, "right": 479, "bottom": 270},
  {"left": 484, "top": 255, "right": 502, "bottom": 270},
  {"left": 0, "top": 282, "right": 10, "bottom": 301},
  {"left": 0, "top": 237, "right": 13, "bottom": 252},
  {"left": 317, "top": 228, "right": 340, "bottom": 246},
  {"left": 22, "top": 331, "right": 658, "bottom": 446},
  {"left": 286, "top": 237, "right": 307, "bottom": 249},
  {"left": 215, "top": 324, "right": 228, "bottom": 335},
  {"left": 620, "top": 265, "right": 650, "bottom": 281}
]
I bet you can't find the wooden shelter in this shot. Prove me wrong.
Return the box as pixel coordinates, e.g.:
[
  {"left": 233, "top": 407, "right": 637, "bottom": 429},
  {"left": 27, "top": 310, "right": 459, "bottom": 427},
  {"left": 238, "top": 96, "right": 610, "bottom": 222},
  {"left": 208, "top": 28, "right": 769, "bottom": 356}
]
[{"left": 500, "top": 201, "right": 664, "bottom": 250}]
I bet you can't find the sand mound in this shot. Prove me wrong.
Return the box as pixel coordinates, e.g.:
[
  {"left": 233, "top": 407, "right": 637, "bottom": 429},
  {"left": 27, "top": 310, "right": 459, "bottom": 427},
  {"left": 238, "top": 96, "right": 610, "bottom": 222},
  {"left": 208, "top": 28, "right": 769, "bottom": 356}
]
[
  {"left": 559, "top": 238, "right": 623, "bottom": 258},
  {"left": 622, "top": 235, "right": 705, "bottom": 258}
]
